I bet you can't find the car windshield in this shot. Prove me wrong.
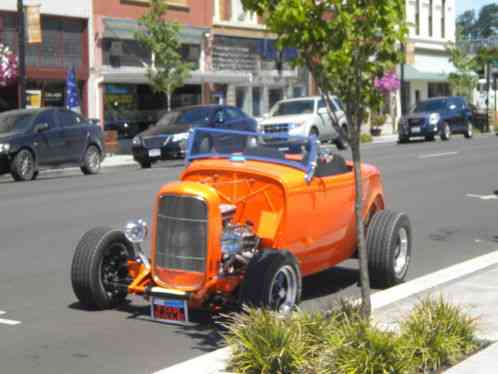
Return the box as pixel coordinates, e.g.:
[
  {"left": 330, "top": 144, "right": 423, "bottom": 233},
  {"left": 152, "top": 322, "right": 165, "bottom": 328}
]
[
  {"left": 0, "top": 111, "right": 35, "bottom": 134},
  {"left": 271, "top": 100, "right": 315, "bottom": 116},
  {"left": 186, "top": 127, "right": 317, "bottom": 177},
  {"left": 412, "top": 99, "right": 446, "bottom": 113}
]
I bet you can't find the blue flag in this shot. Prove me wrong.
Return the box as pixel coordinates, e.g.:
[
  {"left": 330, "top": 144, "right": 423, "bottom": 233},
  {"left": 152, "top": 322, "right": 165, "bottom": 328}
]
[{"left": 65, "top": 66, "right": 80, "bottom": 112}]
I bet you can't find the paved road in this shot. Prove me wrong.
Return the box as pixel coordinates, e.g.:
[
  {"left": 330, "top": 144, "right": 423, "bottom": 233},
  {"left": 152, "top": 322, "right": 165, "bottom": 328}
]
[{"left": 1, "top": 134, "right": 497, "bottom": 373}]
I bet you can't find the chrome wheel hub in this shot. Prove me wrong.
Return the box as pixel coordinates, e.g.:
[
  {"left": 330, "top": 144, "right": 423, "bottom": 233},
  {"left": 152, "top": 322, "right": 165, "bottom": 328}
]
[
  {"left": 394, "top": 227, "right": 409, "bottom": 276},
  {"left": 269, "top": 265, "right": 298, "bottom": 313}
]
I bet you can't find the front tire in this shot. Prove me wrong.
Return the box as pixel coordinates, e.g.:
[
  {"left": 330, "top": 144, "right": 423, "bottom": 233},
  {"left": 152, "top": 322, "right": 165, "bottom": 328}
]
[
  {"left": 139, "top": 159, "right": 152, "bottom": 169},
  {"left": 440, "top": 122, "right": 451, "bottom": 141},
  {"left": 71, "top": 227, "right": 135, "bottom": 310},
  {"left": 367, "top": 210, "right": 412, "bottom": 288},
  {"left": 11, "top": 149, "right": 36, "bottom": 181},
  {"left": 464, "top": 122, "right": 473, "bottom": 139},
  {"left": 240, "top": 250, "right": 302, "bottom": 313},
  {"left": 81, "top": 145, "right": 102, "bottom": 175}
]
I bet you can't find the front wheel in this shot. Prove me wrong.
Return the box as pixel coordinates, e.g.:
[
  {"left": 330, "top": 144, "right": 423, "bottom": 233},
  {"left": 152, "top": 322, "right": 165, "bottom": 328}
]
[
  {"left": 81, "top": 145, "right": 102, "bottom": 175},
  {"left": 367, "top": 210, "right": 412, "bottom": 288},
  {"left": 440, "top": 122, "right": 451, "bottom": 141},
  {"left": 240, "top": 250, "right": 302, "bottom": 313},
  {"left": 464, "top": 122, "right": 473, "bottom": 139},
  {"left": 71, "top": 227, "right": 135, "bottom": 309},
  {"left": 11, "top": 149, "right": 36, "bottom": 181}
]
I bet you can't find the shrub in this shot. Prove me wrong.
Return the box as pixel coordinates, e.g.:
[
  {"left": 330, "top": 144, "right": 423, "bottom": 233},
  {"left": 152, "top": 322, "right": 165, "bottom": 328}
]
[
  {"left": 399, "top": 296, "right": 479, "bottom": 372},
  {"left": 224, "top": 307, "right": 309, "bottom": 374},
  {"left": 360, "top": 133, "right": 373, "bottom": 143}
]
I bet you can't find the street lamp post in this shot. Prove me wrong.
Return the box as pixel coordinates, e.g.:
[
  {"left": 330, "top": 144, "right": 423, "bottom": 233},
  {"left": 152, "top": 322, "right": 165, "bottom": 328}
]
[
  {"left": 17, "top": 0, "right": 27, "bottom": 109},
  {"left": 400, "top": 43, "right": 405, "bottom": 116}
]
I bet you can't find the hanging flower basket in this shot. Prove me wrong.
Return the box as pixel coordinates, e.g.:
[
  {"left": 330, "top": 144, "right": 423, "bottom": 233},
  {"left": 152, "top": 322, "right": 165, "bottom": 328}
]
[
  {"left": 374, "top": 71, "right": 400, "bottom": 93},
  {"left": 0, "top": 43, "right": 18, "bottom": 87}
]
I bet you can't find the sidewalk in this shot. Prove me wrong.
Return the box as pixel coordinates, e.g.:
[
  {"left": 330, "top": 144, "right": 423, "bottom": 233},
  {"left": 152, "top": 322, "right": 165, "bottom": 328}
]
[{"left": 158, "top": 250, "right": 498, "bottom": 374}]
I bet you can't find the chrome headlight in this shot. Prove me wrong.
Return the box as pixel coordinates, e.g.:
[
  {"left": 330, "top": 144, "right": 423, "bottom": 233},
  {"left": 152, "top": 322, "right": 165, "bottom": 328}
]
[
  {"left": 132, "top": 136, "right": 142, "bottom": 146},
  {"left": 124, "top": 219, "right": 148, "bottom": 243},
  {"left": 429, "top": 113, "right": 440, "bottom": 125},
  {"left": 0, "top": 143, "right": 11, "bottom": 153}
]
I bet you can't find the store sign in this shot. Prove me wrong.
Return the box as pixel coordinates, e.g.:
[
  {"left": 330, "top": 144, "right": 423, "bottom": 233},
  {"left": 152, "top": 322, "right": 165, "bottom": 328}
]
[
  {"left": 405, "top": 42, "right": 415, "bottom": 65},
  {"left": 26, "top": 89, "right": 42, "bottom": 108},
  {"left": 212, "top": 36, "right": 258, "bottom": 72},
  {"left": 26, "top": 5, "right": 42, "bottom": 44}
]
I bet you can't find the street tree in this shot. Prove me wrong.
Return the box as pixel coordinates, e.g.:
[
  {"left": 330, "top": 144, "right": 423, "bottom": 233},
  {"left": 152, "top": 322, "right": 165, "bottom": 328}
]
[
  {"left": 135, "top": 0, "right": 192, "bottom": 112},
  {"left": 456, "top": 4, "right": 498, "bottom": 40},
  {"left": 447, "top": 43, "right": 478, "bottom": 101},
  {"left": 241, "top": 0, "right": 407, "bottom": 317}
]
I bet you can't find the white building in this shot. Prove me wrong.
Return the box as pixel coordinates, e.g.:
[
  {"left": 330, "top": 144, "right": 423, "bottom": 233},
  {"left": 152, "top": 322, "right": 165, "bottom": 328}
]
[{"left": 399, "top": 0, "right": 456, "bottom": 115}]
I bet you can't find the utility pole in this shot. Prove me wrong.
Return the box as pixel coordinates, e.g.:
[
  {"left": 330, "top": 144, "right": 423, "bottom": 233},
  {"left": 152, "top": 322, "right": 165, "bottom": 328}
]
[
  {"left": 400, "top": 43, "right": 405, "bottom": 115},
  {"left": 17, "top": 0, "right": 27, "bottom": 109}
]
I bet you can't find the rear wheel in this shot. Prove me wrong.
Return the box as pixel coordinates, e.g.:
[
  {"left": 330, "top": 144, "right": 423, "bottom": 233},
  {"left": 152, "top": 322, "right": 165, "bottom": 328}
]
[
  {"left": 240, "top": 250, "right": 302, "bottom": 313},
  {"left": 81, "top": 145, "right": 101, "bottom": 175},
  {"left": 398, "top": 135, "right": 409, "bottom": 144},
  {"left": 440, "top": 122, "right": 451, "bottom": 141},
  {"left": 71, "top": 227, "right": 135, "bottom": 309},
  {"left": 11, "top": 149, "right": 36, "bottom": 181},
  {"left": 139, "top": 159, "right": 152, "bottom": 169},
  {"left": 367, "top": 210, "right": 412, "bottom": 288},
  {"left": 464, "top": 122, "right": 473, "bottom": 139}
]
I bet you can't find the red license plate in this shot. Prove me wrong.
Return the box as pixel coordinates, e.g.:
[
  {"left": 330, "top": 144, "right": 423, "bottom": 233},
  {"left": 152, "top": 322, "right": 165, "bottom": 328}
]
[{"left": 151, "top": 298, "right": 189, "bottom": 325}]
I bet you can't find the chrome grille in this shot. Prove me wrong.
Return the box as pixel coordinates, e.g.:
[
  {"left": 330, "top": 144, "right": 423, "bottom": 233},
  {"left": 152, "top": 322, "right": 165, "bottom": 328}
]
[
  {"left": 264, "top": 124, "right": 289, "bottom": 133},
  {"left": 156, "top": 195, "right": 207, "bottom": 272},
  {"left": 143, "top": 136, "right": 167, "bottom": 148}
]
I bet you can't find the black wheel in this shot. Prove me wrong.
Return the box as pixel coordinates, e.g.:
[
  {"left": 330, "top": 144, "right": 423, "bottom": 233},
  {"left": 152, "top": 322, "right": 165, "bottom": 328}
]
[
  {"left": 366, "top": 210, "right": 412, "bottom": 288},
  {"left": 464, "top": 122, "right": 473, "bottom": 139},
  {"left": 139, "top": 159, "right": 152, "bottom": 169},
  {"left": 11, "top": 149, "right": 36, "bottom": 181},
  {"left": 81, "top": 145, "right": 101, "bottom": 175},
  {"left": 71, "top": 227, "right": 135, "bottom": 310},
  {"left": 424, "top": 134, "right": 435, "bottom": 141},
  {"left": 440, "top": 122, "right": 451, "bottom": 141},
  {"left": 240, "top": 250, "right": 302, "bottom": 313},
  {"left": 398, "top": 135, "right": 409, "bottom": 144}
]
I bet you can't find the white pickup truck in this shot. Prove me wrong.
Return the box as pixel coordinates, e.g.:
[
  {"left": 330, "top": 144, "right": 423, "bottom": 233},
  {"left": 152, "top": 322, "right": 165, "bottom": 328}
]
[{"left": 258, "top": 96, "right": 348, "bottom": 150}]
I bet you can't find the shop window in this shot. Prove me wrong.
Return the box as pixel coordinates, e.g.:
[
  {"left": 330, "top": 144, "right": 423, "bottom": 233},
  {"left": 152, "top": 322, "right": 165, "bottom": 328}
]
[
  {"left": 428, "top": 83, "right": 450, "bottom": 98},
  {"left": 103, "top": 38, "right": 150, "bottom": 67}
]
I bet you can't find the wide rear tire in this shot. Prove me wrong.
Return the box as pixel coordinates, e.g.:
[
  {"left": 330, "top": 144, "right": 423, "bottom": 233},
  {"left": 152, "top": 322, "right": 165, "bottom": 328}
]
[
  {"left": 240, "top": 250, "right": 302, "bottom": 313},
  {"left": 71, "top": 227, "right": 135, "bottom": 310},
  {"left": 367, "top": 210, "right": 412, "bottom": 289}
]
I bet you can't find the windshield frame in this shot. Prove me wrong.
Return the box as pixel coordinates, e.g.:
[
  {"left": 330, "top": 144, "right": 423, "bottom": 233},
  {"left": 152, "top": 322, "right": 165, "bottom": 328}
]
[{"left": 185, "top": 127, "right": 318, "bottom": 180}]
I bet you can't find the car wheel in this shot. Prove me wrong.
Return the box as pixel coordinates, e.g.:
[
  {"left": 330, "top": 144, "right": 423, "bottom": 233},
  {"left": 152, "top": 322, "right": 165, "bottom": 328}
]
[
  {"left": 424, "top": 135, "right": 435, "bottom": 141},
  {"left": 398, "top": 135, "right": 409, "bottom": 144},
  {"left": 240, "top": 250, "right": 302, "bottom": 313},
  {"left": 440, "top": 122, "right": 451, "bottom": 141},
  {"left": 366, "top": 210, "right": 412, "bottom": 288},
  {"left": 81, "top": 145, "right": 102, "bottom": 175},
  {"left": 464, "top": 122, "right": 473, "bottom": 139},
  {"left": 11, "top": 149, "right": 36, "bottom": 181},
  {"left": 139, "top": 159, "right": 152, "bottom": 169},
  {"left": 71, "top": 227, "right": 135, "bottom": 310}
]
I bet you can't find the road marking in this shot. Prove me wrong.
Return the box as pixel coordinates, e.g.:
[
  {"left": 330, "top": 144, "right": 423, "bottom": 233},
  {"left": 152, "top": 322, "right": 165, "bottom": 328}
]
[
  {"left": 0, "top": 310, "right": 21, "bottom": 326},
  {"left": 418, "top": 151, "right": 459, "bottom": 159},
  {"left": 466, "top": 194, "right": 498, "bottom": 200}
]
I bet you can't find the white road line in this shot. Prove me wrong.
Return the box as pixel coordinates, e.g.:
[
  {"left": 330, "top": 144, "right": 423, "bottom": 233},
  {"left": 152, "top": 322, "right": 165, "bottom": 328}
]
[
  {"left": 418, "top": 151, "right": 459, "bottom": 159},
  {"left": 0, "top": 310, "right": 21, "bottom": 326},
  {"left": 466, "top": 194, "right": 498, "bottom": 200}
]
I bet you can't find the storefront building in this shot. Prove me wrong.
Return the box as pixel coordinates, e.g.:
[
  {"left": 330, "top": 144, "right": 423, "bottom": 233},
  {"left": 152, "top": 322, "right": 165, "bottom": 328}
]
[{"left": 0, "top": 1, "right": 90, "bottom": 114}]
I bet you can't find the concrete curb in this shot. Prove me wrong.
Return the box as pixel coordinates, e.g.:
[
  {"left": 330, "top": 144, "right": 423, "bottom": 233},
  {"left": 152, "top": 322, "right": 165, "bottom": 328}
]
[
  {"left": 444, "top": 341, "right": 498, "bottom": 373},
  {"left": 154, "top": 250, "right": 498, "bottom": 374}
]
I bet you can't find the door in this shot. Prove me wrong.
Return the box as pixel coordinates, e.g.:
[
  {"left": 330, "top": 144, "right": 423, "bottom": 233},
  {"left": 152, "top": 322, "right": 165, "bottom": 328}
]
[
  {"left": 445, "top": 98, "right": 461, "bottom": 131},
  {"left": 32, "top": 109, "right": 65, "bottom": 165},
  {"left": 57, "top": 109, "right": 87, "bottom": 163}
]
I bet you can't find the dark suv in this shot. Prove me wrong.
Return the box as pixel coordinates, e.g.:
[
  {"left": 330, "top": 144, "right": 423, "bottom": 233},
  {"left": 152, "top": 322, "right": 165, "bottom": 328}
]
[
  {"left": 398, "top": 96, "right": 473, "bottom": 142},
  {"left": 0, "top": 108, "right": 105, "bottom": 181}
]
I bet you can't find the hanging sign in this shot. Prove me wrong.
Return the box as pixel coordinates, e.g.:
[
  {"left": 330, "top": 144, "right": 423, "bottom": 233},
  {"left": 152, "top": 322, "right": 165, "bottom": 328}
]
[{"left": 26, "top": 5, "right": 42, "bottom": 44}]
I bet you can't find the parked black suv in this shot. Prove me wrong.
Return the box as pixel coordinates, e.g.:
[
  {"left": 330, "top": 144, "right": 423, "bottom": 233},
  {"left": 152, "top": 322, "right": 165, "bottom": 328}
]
[
  {"left": 398, "top": 96, "right": 473, "bottom": 142},
  {"left": 0, "top": 108, "right": 105, "bottom": 181}
]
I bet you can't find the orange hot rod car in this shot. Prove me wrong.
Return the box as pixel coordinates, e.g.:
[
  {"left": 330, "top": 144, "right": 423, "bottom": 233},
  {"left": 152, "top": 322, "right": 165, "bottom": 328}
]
[{"left": 71, "top": 128, "right": 412, "bottom": 324}]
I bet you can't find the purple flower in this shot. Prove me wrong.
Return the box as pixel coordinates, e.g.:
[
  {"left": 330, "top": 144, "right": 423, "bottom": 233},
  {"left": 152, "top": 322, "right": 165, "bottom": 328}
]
[
  {"left": 374, "top": 71, "right": 400, "bottom": 93},
  {"left": 0, "top": 43, "right": 18, "bottom": 87}
]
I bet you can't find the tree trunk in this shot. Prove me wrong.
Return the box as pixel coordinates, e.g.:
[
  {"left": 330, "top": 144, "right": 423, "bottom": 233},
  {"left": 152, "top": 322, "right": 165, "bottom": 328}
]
[
  {"left": 167, "top": 92, "right": 172, "bottom": 112},
  {"left": 351, "top": 128, "right": 372, "bottom": 318}
]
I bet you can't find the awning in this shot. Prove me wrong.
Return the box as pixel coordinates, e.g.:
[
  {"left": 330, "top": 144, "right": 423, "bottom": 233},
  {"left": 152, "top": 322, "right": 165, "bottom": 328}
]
[
  {"left": 402, "top": 54, "right": 457, "bottom": 82},
  {"left": 102, "top": 17, "right": 209, "bottom": 45}
]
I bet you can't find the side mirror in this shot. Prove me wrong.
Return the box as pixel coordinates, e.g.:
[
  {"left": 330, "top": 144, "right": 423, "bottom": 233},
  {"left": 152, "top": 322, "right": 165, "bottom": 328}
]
[
  {"left": 34, "top": 122, "right": 49, "bottom": 133},
  {"left": 318, "top": 107, "right": 328, "bottom": 115}
]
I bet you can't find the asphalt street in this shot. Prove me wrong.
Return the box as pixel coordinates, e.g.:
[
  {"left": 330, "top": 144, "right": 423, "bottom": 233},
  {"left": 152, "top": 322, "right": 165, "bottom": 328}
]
[{"left": 1, "top": 134, "right": 498, "bottom": 373}]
